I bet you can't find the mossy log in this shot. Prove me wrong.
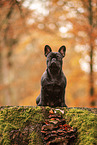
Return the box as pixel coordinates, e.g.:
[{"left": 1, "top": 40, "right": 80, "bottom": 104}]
[{"left": 0, "top": 106, "right": 97, "bottom": 145}]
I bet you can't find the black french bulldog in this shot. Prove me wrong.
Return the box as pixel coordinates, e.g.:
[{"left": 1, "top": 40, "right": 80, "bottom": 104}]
[{"left": 36, "top": 45, "right": 67, "bottom": 107}]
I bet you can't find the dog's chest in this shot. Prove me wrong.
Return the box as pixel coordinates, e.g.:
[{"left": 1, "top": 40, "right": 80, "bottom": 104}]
[
  {"left": 43, "top": 81, "right": 63, "bottom": 107},
  {"left": 47, "top": 84, "right": 60, "bottom": 94},
  {"left": 43, "top": 79, "right": 63, "bottom": 96}
]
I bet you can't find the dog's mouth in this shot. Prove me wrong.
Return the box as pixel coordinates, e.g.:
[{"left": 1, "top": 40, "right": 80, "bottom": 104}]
[
  {"left": 50, "top": 62, "right": 60, "bottom": 71},
  {"left": 51, "top": 62, "right": 57, "bottom": 67}
]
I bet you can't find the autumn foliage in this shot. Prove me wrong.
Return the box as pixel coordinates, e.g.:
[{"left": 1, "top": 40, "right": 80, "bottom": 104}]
[{"left": 0, "top": 0, "right": 97, "bottom": 107}]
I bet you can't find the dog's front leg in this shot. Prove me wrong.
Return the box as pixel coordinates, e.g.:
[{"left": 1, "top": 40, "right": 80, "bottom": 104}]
[{"left": 39, "top": 88, "right": 45, "bottom": 106}]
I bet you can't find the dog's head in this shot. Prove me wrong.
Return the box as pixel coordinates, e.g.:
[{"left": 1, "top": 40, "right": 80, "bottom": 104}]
[{"left": 44, "top": 45, "right": 66, "bottom": 75}]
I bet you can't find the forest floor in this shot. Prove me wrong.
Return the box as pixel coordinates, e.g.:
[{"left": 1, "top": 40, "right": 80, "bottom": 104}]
[{"left": 0, "top": 106, "right": 97, "bottom": 145}]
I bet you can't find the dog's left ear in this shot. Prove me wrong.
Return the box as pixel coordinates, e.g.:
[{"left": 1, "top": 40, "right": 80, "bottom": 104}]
[
  {"left": 44, "top": 45, "right": 52, "bottom": 57},
  {"left": 58, "top": 45, "right": 66, "bottom": 57}
]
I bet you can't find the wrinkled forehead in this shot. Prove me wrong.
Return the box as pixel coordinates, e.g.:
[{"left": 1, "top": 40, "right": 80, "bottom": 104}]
[{"left": 47, "top": 52, "right": 62, "bottom": 58}]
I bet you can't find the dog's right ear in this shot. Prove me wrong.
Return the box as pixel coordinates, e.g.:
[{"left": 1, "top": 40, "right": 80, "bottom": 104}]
[
  {"left": 58, "top": 45, "right": 66, "bottom": 57},
  {"left": 44, "top": 45, "right": 52, "bottom": 57}
]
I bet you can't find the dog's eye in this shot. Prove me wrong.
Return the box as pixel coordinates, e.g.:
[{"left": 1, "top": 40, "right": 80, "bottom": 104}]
[
  {"left": 57, "top": 56, "right": 61, "bottom": 60},
  {"left": 48, "top": 56, "right": 52, "bottom": 59}
]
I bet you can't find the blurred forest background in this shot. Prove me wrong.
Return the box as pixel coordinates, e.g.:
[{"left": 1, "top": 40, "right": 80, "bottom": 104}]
[{"left": 0, "top": 0, "right": 97, "bottom": 107}]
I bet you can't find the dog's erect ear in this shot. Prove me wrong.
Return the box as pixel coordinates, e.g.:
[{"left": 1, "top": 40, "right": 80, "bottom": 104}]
[
  {"left": 58, "top": 45, "right": 66, "bottom": 57},
  {"left": 44, "top": 45, "right": 52, "bottom": 57}
]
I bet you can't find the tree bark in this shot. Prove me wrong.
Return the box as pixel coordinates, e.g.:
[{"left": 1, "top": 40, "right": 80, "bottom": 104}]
[
  {"left": 0, "top": 52, "right": 2, "bottom": 84},
  {"left": 88, "top": 0, "right": 95, "bottom": 106}
]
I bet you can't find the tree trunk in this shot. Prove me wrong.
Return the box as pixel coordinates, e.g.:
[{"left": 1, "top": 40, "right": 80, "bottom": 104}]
[
  {"left": 0, "top": 52, "right": 2, "bottom": 84},
  {"left": 88, "top": 0, "right": 95, "bottom": 106}
]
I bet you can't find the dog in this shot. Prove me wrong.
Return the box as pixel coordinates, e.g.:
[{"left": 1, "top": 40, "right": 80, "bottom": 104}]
[{"left": 36, "top": 45, "right": 67, "bottom": 107}]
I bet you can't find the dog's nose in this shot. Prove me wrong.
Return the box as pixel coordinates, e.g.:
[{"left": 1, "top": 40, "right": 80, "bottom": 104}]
[{"left": 52, "top": 58, "right": 56, "bottom": 62}]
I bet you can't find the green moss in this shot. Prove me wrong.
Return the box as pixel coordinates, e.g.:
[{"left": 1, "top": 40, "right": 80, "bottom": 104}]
[
  {"left": 29, "top": 131, "right": 43, "bottom": 145},
  {"left": 0, "top": 106, "right": 44, "bottom": 145},
  {"left": 64, "top": 108, "right": 97, "bottom": 145},
  {"left": 45, "top": 106, "right": 51, "bottom": 112},
  {"left": 1, "top": 123, "right": 19, "bottom": 145}
]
